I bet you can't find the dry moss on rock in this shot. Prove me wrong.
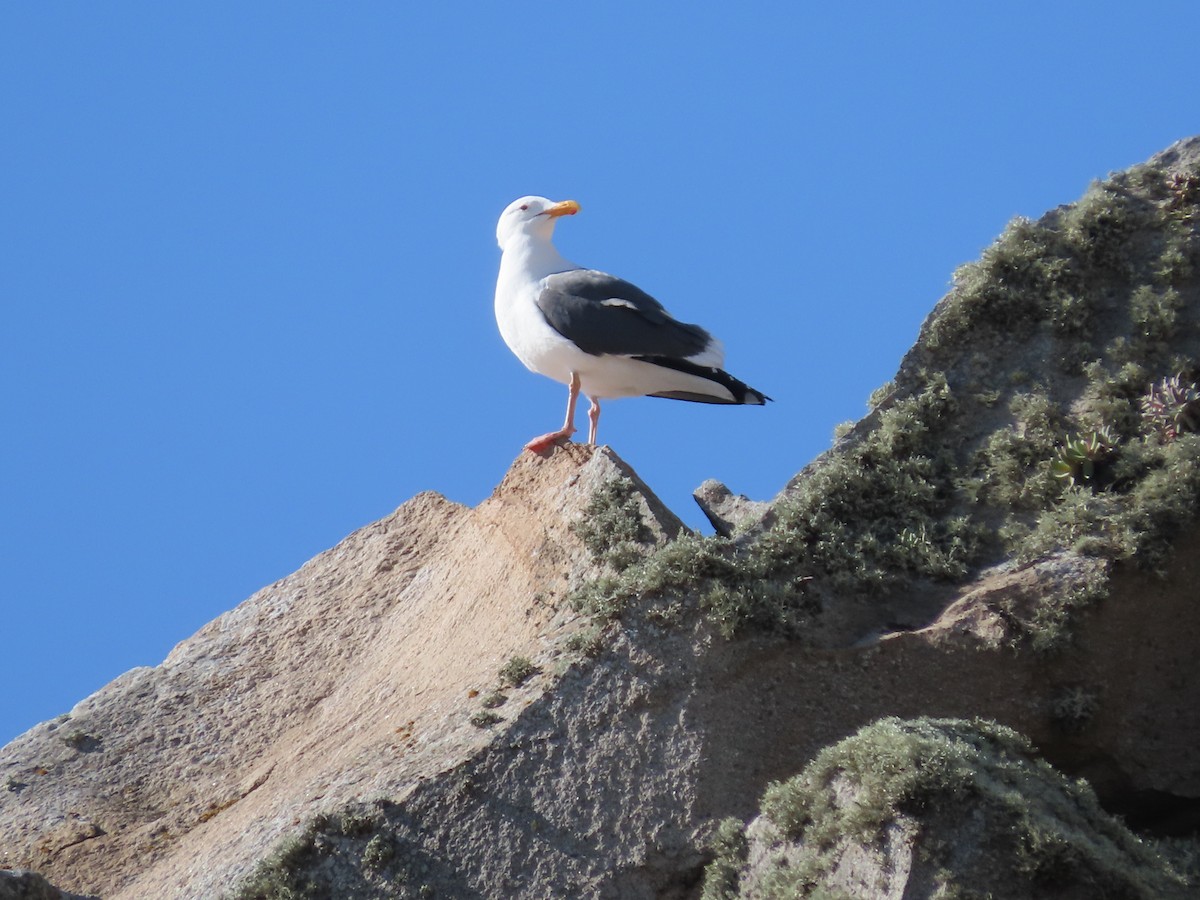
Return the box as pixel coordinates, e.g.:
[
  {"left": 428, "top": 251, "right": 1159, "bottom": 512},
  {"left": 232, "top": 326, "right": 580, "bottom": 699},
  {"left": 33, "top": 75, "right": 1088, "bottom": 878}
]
[
  {"left": 571, "top": 374, "right": 981, "bottom": 637},
  {"left": 571, "top": 142, "right": 1200, "bottom": 648},
  {"left": 230, "top": 804, "right": 438, "bottom": 900},
  {"left": 570, "top": 474, "right": 656, "bottom": 572},
  {"left": 702, "top": 717, "right": 1191, "bottom": 900}
]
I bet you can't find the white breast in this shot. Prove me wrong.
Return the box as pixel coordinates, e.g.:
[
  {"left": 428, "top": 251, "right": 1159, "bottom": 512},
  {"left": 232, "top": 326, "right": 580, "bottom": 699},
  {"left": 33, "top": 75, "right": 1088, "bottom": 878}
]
[{"left": 495, "top": 244, "right": 586, "bottom": 387}]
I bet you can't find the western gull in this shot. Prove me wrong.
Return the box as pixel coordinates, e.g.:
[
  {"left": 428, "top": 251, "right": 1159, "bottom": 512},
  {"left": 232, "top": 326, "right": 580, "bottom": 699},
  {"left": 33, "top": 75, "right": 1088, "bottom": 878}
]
[{"left": 494, "top": 196, "right": 769, "bottom": 452}]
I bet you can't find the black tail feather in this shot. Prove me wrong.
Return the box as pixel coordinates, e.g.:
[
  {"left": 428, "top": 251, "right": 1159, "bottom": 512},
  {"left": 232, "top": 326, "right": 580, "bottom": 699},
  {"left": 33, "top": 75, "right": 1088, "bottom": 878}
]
[{"left": 634, "top": 355, "right": 770, "bottom": 405}]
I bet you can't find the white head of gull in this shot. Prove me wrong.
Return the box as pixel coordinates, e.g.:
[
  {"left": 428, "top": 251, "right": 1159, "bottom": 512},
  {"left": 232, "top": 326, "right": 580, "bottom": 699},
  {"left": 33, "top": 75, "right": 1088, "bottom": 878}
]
[{"left": 494, "top": 195, "right": 768, "bottom": 452}]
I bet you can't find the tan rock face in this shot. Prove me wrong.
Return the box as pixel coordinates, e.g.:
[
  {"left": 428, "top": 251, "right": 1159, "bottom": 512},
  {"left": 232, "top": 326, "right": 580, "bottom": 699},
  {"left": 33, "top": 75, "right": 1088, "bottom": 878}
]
[
  {"left": 2, "top": 444, "right": 1198, "bottom": 898},
  {"left": 0, "top": 445, "right": 681, "bottom": 899}
]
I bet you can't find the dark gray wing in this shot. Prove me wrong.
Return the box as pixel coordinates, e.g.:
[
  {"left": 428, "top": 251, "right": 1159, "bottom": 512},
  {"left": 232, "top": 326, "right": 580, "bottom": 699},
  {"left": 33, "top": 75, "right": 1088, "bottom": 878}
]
[{"left": 536, "top": 269, "right": 713, "bottom": 358}]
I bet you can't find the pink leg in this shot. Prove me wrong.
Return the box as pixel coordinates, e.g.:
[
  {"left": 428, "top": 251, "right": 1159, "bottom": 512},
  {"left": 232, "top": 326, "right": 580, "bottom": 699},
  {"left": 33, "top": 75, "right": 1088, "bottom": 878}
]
[
  {"left": 524, "top": 373, "right": 580, "bottom": 453},
  {"left": 587, "top": 397, "right": 601, "bottom": 445}
]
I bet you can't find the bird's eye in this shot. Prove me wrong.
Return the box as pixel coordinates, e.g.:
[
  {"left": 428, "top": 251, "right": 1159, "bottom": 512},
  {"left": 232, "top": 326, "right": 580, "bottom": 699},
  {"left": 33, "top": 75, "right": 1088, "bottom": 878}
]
[{"left": 519, "top": 204, "right": 529, "bottom": 211}]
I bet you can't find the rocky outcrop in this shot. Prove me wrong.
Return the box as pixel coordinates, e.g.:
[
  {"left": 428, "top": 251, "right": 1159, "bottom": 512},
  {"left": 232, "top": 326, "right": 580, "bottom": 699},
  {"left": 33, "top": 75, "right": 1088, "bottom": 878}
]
[
  {"left": 6, "top": 440, "right": 1196, "bottom": 898},
  {"left": 692, "top": 480, "right": 769, "bottom": 537},
  {"left": 713, "top": 718, "right": 1189, "bottom": 899},
  {"left": 3, "top": 139, "right": 1200, "bottom": 898},
  {"left": 0, "top": 447, "right": 682, "bottom": 898},
  {"left": 226, "top": 527, "right": 1200, "bottom": 898}
]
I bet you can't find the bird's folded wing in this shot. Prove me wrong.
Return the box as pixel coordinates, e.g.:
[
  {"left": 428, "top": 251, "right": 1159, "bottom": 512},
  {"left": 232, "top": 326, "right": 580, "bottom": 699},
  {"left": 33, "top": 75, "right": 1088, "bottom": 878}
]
[{"left": 537, "top": 269, "right": 715, "bottom": 359}]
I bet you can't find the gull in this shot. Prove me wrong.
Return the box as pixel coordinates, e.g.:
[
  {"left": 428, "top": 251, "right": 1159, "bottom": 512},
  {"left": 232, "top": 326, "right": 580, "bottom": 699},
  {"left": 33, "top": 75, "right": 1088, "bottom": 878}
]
[{"left": 494, "top": 196, "right": 768, "bottom": 452}]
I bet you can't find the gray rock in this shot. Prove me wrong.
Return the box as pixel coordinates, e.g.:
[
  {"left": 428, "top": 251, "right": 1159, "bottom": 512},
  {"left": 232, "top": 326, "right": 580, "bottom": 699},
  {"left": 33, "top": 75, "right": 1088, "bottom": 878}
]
[
  {"left": 693, "top": 479, "right": 770, "bottom": 537},
  {"left": 0, "top": 870, "right": 96, "bottom": 900}
]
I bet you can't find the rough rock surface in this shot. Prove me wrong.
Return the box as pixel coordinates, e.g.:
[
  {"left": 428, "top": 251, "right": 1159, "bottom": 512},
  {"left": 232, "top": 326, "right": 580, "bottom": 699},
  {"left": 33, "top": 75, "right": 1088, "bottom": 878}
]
[
  {"left": 692, "top": 480, "right": 769, "bottom": 537},
  {"left": 0, "top": 870, "right": 95, "bottom": 900},
  {"left": 0, "top": 446, "right": 682, "bottom": 898},
  {"left": 726, "top": 719, "right": 1189, "bottom": 899},
  {"left": 5, "top": 443, "right": 1195, "bottom": 898}
]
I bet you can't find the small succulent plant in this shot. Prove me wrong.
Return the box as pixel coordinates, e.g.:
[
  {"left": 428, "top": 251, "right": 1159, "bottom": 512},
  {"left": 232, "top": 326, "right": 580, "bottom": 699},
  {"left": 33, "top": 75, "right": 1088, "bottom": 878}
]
[
  {"left": 1140, "top": 374, "right": 1200, "bottom": 442},
  {"left": 1167, "top": 172, "right": 1200, "bottom": 212},
  {"left": 497, "top": 655, "right": 538, "bottom": 688},
  {"left": 1052, "top": 428, "right": 1117, "bottom": 488}
]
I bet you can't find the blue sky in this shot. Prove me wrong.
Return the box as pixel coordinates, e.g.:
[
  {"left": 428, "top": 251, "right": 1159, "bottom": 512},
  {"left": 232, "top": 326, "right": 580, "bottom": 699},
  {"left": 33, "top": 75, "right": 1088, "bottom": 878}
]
[{"left": 2, "top": 3, "right": 1196, "bottom": 745}]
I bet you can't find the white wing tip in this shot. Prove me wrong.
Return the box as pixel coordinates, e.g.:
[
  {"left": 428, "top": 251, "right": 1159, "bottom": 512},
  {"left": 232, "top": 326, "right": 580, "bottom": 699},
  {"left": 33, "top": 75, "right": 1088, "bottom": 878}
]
[{"left": 687, "top": 337, "right": 725, "bottom": 368}]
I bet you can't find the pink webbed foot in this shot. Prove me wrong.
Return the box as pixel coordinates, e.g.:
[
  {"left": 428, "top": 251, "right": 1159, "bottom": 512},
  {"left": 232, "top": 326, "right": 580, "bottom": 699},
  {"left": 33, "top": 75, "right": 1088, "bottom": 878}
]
[
  {"left": 525, "top": 373, "right": 583, "bottom": 454},
  {"left": 523, "top": 428, "right": 575, "bottom": 454}
]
